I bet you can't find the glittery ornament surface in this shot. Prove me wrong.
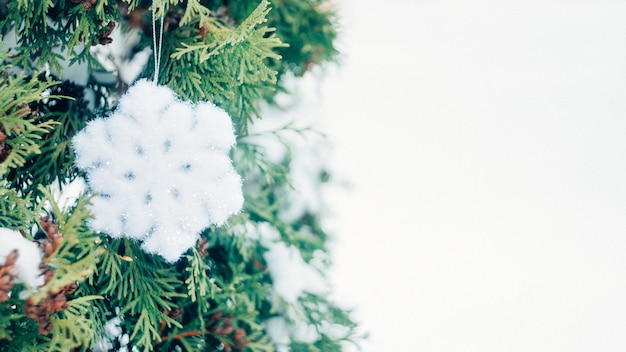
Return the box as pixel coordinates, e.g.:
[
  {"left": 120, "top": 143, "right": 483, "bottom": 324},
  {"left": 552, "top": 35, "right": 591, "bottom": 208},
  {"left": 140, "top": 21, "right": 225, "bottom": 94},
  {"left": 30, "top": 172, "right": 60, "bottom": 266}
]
[{"left": 73, "top": 79, "right": 243, "bottom": 262}]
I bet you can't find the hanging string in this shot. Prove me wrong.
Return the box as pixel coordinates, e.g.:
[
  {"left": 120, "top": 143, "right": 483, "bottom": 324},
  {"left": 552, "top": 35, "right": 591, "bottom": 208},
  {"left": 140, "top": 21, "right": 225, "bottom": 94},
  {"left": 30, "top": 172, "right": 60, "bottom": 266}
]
[{"left": 152, "top": 3, "right": 165, "bottom": 82}]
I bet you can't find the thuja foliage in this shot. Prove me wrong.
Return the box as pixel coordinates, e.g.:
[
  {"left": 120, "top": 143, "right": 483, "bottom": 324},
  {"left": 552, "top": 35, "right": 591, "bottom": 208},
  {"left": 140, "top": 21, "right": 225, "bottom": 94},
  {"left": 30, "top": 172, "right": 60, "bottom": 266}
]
[
  {"left": 0, "top": 0, "right": 360, "bottom": 351},
  {"left": 0, "top": 0, "right": 120, "bottom": 72}
]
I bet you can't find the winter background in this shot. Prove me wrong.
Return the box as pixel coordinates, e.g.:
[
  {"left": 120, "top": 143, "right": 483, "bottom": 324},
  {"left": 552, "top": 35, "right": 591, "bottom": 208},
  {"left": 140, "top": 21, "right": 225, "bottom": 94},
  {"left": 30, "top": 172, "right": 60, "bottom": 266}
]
[
  {"left": 3, "top": 0, "right": 626, "bottom": 350},
  {"left": 320, "top": 0, "right": 626, "bottom": 351}
]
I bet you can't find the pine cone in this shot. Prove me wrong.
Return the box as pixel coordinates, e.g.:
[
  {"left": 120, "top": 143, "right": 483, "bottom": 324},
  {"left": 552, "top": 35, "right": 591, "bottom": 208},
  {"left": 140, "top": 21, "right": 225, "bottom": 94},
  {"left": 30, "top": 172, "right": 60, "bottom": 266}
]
[
  {"left": 24, "top": 280, "right": 78, "bottom": 335},
  {"left": 197, "top": 236, "right": 209, "bottom": 258},
  {"left": 39, "top": 262, "right": 54, "bottom": 284},
  {"left": 95, "top": 22, "right": 115, "bottom": 45},
  {"left": 61, "top": 283, "right": 78, "bottom": 295},
  {"left": 0, "top": 249, "right": 19, "bottom": 302},
  {"left": 207, "top": 312, "right": 249, "bottom": 351},
  {"left": 167, "top": 306, "right": 182, "bottom": 321},
  {"left": 217, "top": 314, "right": 235, "bottom": 336},
  {"left": 25, "top": 291, "right": 68, "bottom": 335},
  {"left": 24, "top": 216, "right": 78, "bottom": 335},
  {"left": 70, "top": 0, "right": 97, "bottom": 11},
  {"left": 39, "top": 215, "right": 62, "bottom": 261},
  {"left": 232, "top": 328, "right": 249, "bottom": 349},
  {"left": 0, "top": 130, "right": 10, "bottom": 162}
]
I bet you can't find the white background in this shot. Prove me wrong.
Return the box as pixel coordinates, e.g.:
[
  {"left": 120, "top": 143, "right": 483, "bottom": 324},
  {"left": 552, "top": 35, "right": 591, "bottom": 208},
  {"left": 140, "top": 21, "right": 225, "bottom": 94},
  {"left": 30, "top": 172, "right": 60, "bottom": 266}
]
[{"left": 322, "top": 1, "right": 626, "bottom": 351}]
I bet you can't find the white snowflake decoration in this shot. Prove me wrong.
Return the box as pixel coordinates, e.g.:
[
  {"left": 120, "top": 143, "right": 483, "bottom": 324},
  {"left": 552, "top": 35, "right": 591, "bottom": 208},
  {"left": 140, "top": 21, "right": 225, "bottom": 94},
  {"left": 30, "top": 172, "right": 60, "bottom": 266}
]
[{"left": 73, "top": 80, "right": 244, "bottom": 262}]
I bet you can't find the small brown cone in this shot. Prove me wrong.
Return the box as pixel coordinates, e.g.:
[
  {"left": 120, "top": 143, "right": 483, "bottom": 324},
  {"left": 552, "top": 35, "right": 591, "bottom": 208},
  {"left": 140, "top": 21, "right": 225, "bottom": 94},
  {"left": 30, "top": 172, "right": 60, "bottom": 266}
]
[
  {"left": 24, "top": 216, "right": 78, "bottom": 335},
  {"left": 0, "top": 249, "right": 19, "bottom": 302}
]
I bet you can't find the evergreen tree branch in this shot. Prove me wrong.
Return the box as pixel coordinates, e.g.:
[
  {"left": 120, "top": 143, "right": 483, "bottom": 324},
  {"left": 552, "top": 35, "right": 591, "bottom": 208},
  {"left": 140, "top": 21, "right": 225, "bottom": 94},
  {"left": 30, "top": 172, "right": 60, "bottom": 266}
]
[
  {"left": 95, "top": 239, "right": 185, "bottom": 351},
  {"left": 48, "top": 295, "right": 103, "bottom": 351},
  {"left": 0, "top": 59, "right": 60, "bottom": 177},
  {"left": 0, "top": 183, "right": 40, "bottom": 231},
  {"left": 161, "top": 0, "right": 286, "bottom": 135},
  {"left": 1, "top": 0, "right": 359, "bottom": 350},
  {"left": 30, "top": 187, "right": 103, "bottom": 304}
]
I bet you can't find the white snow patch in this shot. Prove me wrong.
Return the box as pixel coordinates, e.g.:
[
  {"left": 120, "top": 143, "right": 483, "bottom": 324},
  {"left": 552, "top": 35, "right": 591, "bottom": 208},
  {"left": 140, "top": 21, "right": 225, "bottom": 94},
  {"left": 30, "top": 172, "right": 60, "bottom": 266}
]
[
  {"left": 292, "top": 320, "right": 320, "bottom": 344},
  {"left": 0, "top": 228, "right": 43, "bottom": 291},
  {"left": 90, "top": 26, "right": 151, "bottom": 85},
  {"left": 265, "top": 317, "right": 291, "bottom": 351},
  {"left": 49, "top": 177, "right": 88, "bottom": 211},
  {"left": 260, "top": 227, "right": 329, "bottom": 303}
]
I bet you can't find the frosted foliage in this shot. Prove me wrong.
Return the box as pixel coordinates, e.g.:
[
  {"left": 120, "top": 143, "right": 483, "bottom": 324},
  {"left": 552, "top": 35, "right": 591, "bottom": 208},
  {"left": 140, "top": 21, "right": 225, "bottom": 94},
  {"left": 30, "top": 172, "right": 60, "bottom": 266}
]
[
  {"left": 259, "top": 225, "right": 328, "bottom": 304},
  {"left": 73, "top": 80, "right": 243, "bottom": 262},
  {"left": 237, "top": 222, "right": 328, "bottom": 303},
  {"left": 265, "top": 308, "right": 322, "bottom": 346},
  {"left": 265, "top": 317, "right": 290, "bottom": 351},
  {"left": 247, "top": 72, "right": 332, "bottom": 225},
  {"left": 0, "top": 228, "right": 44, "bottom": 290}
]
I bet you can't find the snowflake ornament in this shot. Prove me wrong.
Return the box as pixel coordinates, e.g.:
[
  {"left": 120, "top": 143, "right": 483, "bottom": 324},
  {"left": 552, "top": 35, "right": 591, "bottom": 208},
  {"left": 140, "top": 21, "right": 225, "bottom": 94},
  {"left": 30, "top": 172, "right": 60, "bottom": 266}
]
[{"left": 73, "top": 79, "right": 244, "bottom": 262}]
